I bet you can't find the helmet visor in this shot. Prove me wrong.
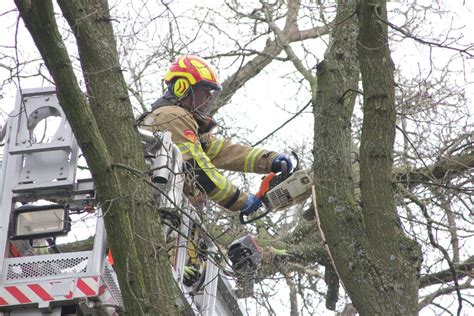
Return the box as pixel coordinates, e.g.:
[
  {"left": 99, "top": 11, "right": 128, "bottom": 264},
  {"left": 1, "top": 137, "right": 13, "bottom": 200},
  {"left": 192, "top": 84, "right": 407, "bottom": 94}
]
[{"left": 204, "top": 89, "right": 222, "bottom": 114}]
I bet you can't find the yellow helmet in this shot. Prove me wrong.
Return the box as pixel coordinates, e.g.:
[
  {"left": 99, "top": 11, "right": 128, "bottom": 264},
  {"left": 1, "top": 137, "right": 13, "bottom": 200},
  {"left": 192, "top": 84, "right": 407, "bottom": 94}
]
[{"left": 164, "top": 55, "right": 221, "bottom": 99}]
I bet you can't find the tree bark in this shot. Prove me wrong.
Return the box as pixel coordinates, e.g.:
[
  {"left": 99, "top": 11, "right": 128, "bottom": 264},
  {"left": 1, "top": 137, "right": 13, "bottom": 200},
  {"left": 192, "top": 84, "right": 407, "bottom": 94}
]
[
  {"left": 15, "top": 0, "right": 185, "bottom": 314},
  {"left": 313, "top": 0, "right": 367, "bottom": 312},
  {"left": 314, "top": 0, "right": 422, "bottom": 314}
]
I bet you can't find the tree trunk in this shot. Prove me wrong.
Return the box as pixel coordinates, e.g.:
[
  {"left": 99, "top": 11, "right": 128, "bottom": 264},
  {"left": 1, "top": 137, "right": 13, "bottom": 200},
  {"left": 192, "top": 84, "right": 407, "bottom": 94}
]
[
  {"left": 15, "top": 0, "right": 185, "bottom": 314},
  {"left": 357, "top": 0, "right": 421, "bottom": 313},
  {"left": 314, "top": 0, "right": 421, "bottom": 314}
]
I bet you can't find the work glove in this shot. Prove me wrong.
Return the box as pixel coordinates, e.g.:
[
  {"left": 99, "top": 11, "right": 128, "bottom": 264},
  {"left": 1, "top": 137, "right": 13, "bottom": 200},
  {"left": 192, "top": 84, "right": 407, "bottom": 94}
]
[
  {"left": 183, "top": 265, "right": 200, "bottom": 286},
  {"left": 271, "top": 153, "right": 293, "bottom": 173},
  {"left": 240, "top": 194, "right": 262, "bottom": 216}
]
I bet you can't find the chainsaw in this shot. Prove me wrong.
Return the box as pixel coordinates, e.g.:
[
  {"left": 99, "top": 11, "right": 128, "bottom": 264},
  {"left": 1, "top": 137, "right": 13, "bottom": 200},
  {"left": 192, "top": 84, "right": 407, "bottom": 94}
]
[
  {"left": 227, "top": 234, "right": 262, "bottom": 297},
  {"left": 239, "top": 153, "right": 313, "bottom": 224}
]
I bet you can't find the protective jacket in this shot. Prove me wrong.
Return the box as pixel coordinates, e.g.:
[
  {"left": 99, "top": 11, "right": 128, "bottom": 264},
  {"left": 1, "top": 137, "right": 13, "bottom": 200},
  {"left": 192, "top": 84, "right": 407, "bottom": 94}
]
[{"left": 141, "top": 96, "right": 278, "bottom": 211}]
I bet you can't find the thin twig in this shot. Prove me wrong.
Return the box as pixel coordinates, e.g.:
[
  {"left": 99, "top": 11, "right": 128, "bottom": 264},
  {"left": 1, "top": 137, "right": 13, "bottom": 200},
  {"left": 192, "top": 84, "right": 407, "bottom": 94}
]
[
  {"left": 399, "top": 185, "right": 463, "bottom": 315},
  {"left": 374, "top": 6, "right": 473, "bottom": 58},
  {"left": 252, "top": 99, "right": 311, "bottom": 147}
]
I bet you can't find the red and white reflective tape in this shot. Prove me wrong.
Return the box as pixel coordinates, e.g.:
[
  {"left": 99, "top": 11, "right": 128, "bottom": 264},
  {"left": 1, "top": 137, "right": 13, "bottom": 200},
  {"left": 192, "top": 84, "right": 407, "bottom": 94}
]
[
  {"left": 75, "top": 276, "right": 99, "bottom": 297},
  {"left": 0, "top": 277, "right": 100, "bottom": 306}
]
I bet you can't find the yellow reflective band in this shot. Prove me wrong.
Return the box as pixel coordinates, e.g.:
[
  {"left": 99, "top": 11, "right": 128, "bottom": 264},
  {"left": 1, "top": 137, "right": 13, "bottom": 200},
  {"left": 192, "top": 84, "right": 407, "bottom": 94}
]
[
  {"left": 206, "top": 139, "right": 224, "bottom": 160},
  {"left": 188, "top": 240, "right": 197, "bottom": 260},
  {"left": 192, "top": 145, "right": 233, "bottom": 201},
  {"left": 189, "top": 144, "right": 227, "bottom": 190},
  {"left": 179, "top": 142, "right": 233, "bottom": 202},
  {"left": 214, "top": 184, "right": 232, "bottom": 202},
  {"left": 204, "top": 162, "right": 226, "bottom": 188},
  {"left": 209, "top": 180, "right": 232, "bottom": 202},
  {"left": 190, "top": 147, "right": 218, "bottom": 179},
  {"left": 205, "top": 139, "right": 218, "bottom": 158},
  {"left": 177, "top": 143, "right": 191, "bottom": 156},
  {"left": 244, "top": 148, "right": 263, "bottom": 172}
]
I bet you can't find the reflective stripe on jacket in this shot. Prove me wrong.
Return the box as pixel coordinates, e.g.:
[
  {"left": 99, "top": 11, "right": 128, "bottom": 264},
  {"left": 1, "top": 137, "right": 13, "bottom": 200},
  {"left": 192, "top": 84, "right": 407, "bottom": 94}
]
[{"left": 141, "top": 104, "right": 277, "bottom": 211}]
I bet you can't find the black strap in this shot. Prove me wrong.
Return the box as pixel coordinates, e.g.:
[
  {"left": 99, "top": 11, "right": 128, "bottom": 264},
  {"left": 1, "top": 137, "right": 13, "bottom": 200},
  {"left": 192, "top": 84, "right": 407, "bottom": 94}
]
[
  {"left": 135, "top": 111, "right": 150, "bottom": 125},
  {"left": 224, "top": 188, "right": 241, "bottom": 209}
]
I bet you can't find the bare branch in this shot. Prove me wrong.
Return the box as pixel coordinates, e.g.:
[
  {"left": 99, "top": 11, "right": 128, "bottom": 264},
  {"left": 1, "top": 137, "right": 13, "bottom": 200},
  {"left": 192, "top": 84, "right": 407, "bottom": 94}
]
[
  {"left": 420, "top": 256, "right": 474, "bottom": 288},
  {"left": 211, "top": 1, "right": 329, "bottom": 113},
  {"left": 419, "top": 280, "right": 473, "bottom": 311},
  {"left": 396, "top": 151, "right": 474, "bottom": 187},
  {"left": 375, "top": 10, "right": 474, "bottom": 58},
  {"left": 261, "top": 0, "right": 316, "bottom": 91},
  {"left": 399, "top": 184, "right": 463, "bottom": 312}
]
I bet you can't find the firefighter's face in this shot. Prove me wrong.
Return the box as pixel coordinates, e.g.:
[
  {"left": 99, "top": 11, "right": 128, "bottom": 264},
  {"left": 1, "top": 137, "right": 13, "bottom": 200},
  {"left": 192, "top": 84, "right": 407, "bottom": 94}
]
[{"left": 192, "top": 86, "right": 212, "bottom": 114}]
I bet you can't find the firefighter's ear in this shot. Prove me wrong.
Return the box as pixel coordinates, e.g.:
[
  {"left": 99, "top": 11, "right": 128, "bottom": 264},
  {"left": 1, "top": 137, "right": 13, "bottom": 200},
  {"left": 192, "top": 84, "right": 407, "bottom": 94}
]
[{"left": 169, "top": 78, "right": 191, "bottom": 100}]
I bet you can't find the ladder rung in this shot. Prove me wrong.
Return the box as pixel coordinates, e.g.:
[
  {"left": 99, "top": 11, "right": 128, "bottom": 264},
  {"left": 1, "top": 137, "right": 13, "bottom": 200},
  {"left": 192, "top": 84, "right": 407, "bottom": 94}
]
[
  {"left": 9, "top": 144, "right": 72, "bottom": 155},
  {"left": 12, "top": 180, "right": 75, "bottom": 193}
]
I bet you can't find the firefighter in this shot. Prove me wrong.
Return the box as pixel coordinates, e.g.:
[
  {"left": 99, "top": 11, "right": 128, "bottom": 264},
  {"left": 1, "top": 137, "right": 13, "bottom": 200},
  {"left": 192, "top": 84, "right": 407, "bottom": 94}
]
[{"left": 141, "top": 55, "right": 293, "bottom": 216}]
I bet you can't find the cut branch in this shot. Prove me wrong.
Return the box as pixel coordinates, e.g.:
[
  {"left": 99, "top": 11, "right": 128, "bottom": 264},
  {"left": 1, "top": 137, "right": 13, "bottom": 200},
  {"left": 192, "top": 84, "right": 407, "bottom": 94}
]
[
  {"left": 420, "top": 256, "right": 474, "bottom": 288},
  {"left": 396, "top": 152, "right": 474, "bottom": 187}
]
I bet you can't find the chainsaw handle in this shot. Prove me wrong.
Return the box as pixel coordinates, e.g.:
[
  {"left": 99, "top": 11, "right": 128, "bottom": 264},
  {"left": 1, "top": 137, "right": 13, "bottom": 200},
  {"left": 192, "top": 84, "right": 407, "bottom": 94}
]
[
  {"left": 256, "top": 172, "right": 276, "bottom": 199},
  {"left": 281, "top": 160, "right": 288, "bottom": 175},
  {"left": 243, "top": 153, "right": 299, "bottom": 224},
  {"left": 239, "top": 208, "right": 271, "bottom": 225}
]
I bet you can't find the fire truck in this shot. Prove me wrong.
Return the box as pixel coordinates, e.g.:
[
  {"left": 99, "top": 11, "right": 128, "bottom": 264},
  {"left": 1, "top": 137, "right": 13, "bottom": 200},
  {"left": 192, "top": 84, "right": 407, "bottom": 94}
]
[{"left": 0, "top": 87, "right": 244, "bottom": 315}]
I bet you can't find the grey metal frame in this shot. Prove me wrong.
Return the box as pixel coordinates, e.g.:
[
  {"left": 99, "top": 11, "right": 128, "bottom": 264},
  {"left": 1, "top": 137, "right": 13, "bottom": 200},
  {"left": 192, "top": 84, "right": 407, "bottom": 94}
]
[
  {"left": 0, "top": 87, "right": 243, "bottom": 315},
  {"left": 0, "top": 87, "right": 120, "bottom": 314}
]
